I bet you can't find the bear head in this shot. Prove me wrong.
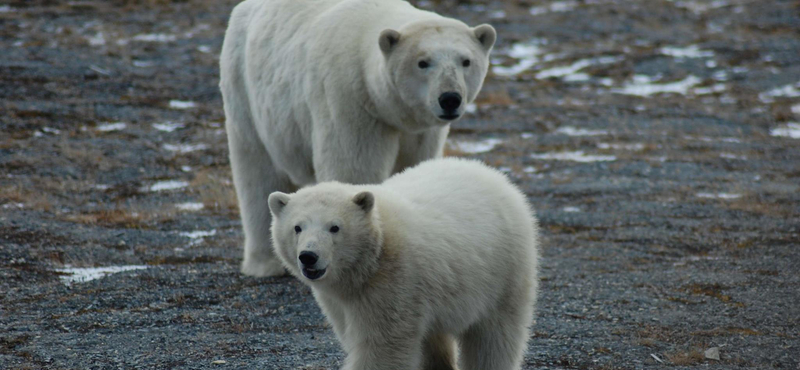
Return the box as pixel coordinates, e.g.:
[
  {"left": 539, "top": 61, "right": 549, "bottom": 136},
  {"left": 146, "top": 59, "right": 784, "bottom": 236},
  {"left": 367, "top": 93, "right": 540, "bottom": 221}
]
[
  {"left": 268, "top": 183, "right": 382, "bottom": 287},
  {"left": 379, "top": 20, "right": 496, "bottom": 127}
]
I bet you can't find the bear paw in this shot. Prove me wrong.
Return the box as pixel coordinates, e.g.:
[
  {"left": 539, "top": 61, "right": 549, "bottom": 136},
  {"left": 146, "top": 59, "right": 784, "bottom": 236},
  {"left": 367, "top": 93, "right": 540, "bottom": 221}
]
[{"left": 241, "top": 257, "right": 287, "bottom": 277}]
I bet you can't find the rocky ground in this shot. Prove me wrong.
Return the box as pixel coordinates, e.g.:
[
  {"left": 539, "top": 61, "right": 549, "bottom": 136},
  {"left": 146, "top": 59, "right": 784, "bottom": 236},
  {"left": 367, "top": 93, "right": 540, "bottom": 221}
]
[{"left": 1, "top": 0, "right": 798, "bottom": 369}]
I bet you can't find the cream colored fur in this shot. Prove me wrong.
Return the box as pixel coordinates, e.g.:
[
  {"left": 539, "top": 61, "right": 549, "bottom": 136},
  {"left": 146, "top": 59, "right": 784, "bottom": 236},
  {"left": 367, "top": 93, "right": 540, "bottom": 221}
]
[
  {"left": 220, "top": 0, "right": 495, "bottom": 277},
  {"left": 269, "top": 158, "right": 540, "bottom": 370}
]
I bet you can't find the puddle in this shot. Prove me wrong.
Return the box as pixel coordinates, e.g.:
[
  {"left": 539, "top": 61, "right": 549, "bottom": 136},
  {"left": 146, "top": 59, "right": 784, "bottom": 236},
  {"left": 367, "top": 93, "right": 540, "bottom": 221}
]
[
  {"left": 57, "top": 265, "right": 149, "bottom": 285},
  {"left": 169, "top": 100, "right": 196, "bottom": 109},
  {"left": 142, "top": 180, "right": 189, "bottom": 192},
  {"left": 530, "top": 151, "right": 616, "bottom": 162},
  {"left": 175, "top": 202, "right": 204, "bottom": 211},
  {"left": 759, "top": 82, "right": 800, "bottom": 103},
  {"left": 597, "top": 143, "right": 645, "bottom": 151},
  {"left": 163, "top": 143, "right": 208, "bottom": 154},
  {"left": 696, "top": 192, "right": 741, "bottom": 200},
  {"left": 535, "top": 56, "right": 623, "bottom": 80},
  {"left": 613, "top": 75, "right": 701, "bottom": 97},
  {"left": 659, "top": 45, "right": 714, "bottom": 59},
  {"left": 770, "top": 123, "right": 800, "bottom": 139},
  {"left": 554, "top": 126, "right": 609, "bottom": 136},
  {"left": 152, "top": 121, "right": 184, "bottom": 132},
  {"left": 448, "top": 138, "right": 504, "bottom": 154},
  {"left": 131, "top": 33, "right": 177, "bottom": 42},
  {"left": 95, "top": 122, "right": 126, "bottom": 132}
]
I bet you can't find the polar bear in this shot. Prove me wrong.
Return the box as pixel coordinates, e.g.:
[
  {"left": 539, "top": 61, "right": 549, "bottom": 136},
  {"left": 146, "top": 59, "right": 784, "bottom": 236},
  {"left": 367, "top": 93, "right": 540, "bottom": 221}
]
[
  {"left": 220, "top": 0, "right": 496, "bottom": 277},
  {"left": 268, "top": 158, "right": 540, "bottom": 370}
]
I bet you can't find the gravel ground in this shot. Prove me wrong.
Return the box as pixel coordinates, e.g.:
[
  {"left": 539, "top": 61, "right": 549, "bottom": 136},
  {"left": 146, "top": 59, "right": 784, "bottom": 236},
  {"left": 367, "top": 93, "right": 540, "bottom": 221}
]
[{"left": 1, "top": 0, "right": 799, "bottom": 369}]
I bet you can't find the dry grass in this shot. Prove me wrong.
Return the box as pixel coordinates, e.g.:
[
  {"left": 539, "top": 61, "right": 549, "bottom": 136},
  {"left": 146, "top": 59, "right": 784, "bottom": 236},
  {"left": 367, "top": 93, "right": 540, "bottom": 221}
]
[
  {"left": 191, "top": 167, "right": 239, "bottom": 216},
  {"left": 665, "top": 348, "right": 705, "bottom": 366},
  {"left": 63, "top": 206, "right": 174, "bottom": 229},
  {"left": 475, "top": 87, "right": 515, "bottom": 106}
]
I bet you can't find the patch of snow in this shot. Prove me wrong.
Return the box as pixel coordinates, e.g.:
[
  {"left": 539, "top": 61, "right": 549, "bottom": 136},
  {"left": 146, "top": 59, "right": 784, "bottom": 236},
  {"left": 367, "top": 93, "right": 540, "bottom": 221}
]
[
  {"left": 86, "top": 32, "right": 105, "bottom": 46},
  {"left": 33, "top": 131, "right": 43, "bottom": 137},
  {"left": 659, "top": 45, "right": 714, "bottom": 59},
  {"left": 530, "top": 0, "right": 578, "bottom": 15},
  {"left": 93, "top": 184, "right": 111, "bottom": 191},
  {"left": 597, "top": 142, "right": 645, "bottom": 151},
  {"left": 705, "top": 60, "right": 717, "bottom": 68},
  {"left": 712, "top": 70, "right": 728, "bottom": 81},
  {"left": 180, "top": 230, "right": 217, "bottom": 239},
  {"left": 197, "top": 45, "right": 212, "bottom": 53},
  {"left": 530, "top": 151, "right": 616, "bottom": 162},
  {"left": 143, "top": 180, "right": 189, "bottom": 192},
  {"left": 2, "top": 202, "right": 24, "bottom": 209},
  {"left": 132, "top": 60, "right": 155, "bottom": 68},
  {"left": 42, "top": 127, "right": 60, "bottom": 134},
  {"left": 169, "top": 100, "right": 196, "bottom": 109},
  {"left": 720, "top": 153, "right": 746, "bottom": 160},
  {"left": 95, "top": 122, "right": 126, "bottom": 132},
  {"left": 57, "top": 265, "right": 149, "bottom": 285},
  {"left": 132, "top": 33, "right": 177, "bottom": 43},
  {"left": 696, "top": 192, "right": 741, "bottom": 200},
  {"left": 0, "top": 5, "right": 13, "bottom": 12},
  {"left": 175, "top": 202, "right": 204, "bottom": 211},
  {"left": 492, "top": 41, "right": 544, "bottom": 76},
  {"left": 554, "top": 126, "right": 608, "bottom": 136},
  {"left": 792, "top": 104, "right": 800, "bottom": 116},
  {"left": 613, "top": 75, "right": 701, "bottom": 97},
  {"left": 693, "top": 83, "right": 726, "bottom": 95},
  {"left": 759, "top": 82, "right": 800, "bottom": 103},
  {"left": 523, "top": 166, "right": 537, "bottom": 173},
  {"left": 180, "top": 166, "right": 192, "bottom": 172},
  {"left": 536, "top": 56, "right": 623, "bottom": 80},
  {"left": 152, "top": 121, "right": 184, "bottom": 132},
  {"left": 770, "top": 123, "right": 800, "bottom": 139},
  {"left": 670, "top": 0, "right": 730, "bottom": 14},
  {"left": 449, "top": 138, "right": 504, "bottom": 154},
  {"left": 465, "top": 103, "right": 477, "bottom": 114},
  {"left": 163, "top": 143, "right": 208, "bottom": 154},
  {"left": 562, "top": 206, "right": 581, "bottom": 213},
  {"left": 488, "top": 10, "right": 506, "bottom": 19},
  {"left": 521, "top": 132, "right": 535, "bottom": 139}
]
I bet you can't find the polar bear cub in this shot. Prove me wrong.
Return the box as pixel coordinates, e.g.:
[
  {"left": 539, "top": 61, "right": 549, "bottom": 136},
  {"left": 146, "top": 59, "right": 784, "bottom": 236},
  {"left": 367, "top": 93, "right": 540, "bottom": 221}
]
[
  {"left": 220, "top": 0, "right": 496, "bottom": 277},
  {"left": 268, "top": 158, "right": 540, "bottom": 370}
]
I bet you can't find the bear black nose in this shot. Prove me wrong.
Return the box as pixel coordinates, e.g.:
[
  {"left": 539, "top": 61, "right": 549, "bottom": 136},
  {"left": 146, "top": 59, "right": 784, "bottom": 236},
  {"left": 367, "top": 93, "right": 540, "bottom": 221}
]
[
  {"left": 298, "top": 251, "right": 318, "bottom": 266},
  {"left": 438, "top": 92, "right": 462, "bottom": 112}
]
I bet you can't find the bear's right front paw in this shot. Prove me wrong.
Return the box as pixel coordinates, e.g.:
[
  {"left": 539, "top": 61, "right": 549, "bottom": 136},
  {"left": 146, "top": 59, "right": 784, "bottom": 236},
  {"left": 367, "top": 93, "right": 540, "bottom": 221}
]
[{"left": 241, "top": 257, "right": 287, "bottom": 277}]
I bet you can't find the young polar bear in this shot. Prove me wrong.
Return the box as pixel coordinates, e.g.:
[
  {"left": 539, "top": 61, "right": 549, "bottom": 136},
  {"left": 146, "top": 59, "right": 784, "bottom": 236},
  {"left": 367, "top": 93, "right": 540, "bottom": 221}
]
[
  {"left": 220, "top": 0, "right": 496, "bottom": 277},
  {"left": 268, "top": 158, "right": 540, "bottom": 370}
]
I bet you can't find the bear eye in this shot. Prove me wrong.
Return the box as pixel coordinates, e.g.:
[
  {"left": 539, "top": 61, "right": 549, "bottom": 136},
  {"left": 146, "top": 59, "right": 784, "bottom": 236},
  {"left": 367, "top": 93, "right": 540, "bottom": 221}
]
[
  {"left": 294, "top": 225, "right": 302, "bottom": 234},
  {"left": 329, "top": 225, "right": 339, "bottom": 233},
  {"left": 462, "top": 59, "right": 471, "bottom": 67},
  {"left": 418, "top": 60, "right": 429, "bottom": 69}
]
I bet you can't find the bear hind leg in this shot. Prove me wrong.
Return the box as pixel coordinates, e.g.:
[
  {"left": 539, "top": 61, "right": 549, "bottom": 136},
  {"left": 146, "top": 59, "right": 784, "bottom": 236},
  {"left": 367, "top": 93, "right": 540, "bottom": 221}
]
[{"left": 457, "top": 308, "right": 530, "bottom": 370}]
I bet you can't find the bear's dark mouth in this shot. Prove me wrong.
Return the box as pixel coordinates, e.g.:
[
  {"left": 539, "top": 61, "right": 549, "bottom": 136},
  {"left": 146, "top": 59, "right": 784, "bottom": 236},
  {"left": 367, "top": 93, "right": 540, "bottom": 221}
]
[
  {"left": 302, "top": 267, "right": 326, "bottom": 280},
  {"left": 439, "top": 114, "right": 460, "bottom": 121}
]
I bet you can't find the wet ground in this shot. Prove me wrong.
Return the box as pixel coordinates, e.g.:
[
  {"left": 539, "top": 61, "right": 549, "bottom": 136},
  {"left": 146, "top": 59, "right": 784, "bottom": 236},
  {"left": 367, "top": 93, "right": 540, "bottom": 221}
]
[{"left": 1, "top": 0, "right": 799, "bottom": 368}]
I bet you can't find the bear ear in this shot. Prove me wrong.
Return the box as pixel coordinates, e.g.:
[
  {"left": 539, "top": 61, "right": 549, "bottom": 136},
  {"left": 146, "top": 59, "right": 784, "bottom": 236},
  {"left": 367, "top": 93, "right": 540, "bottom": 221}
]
[
  {"left": 379, "top": 29, "right": 401, "bottom": 56},
  {"left": 352, "top": 191, "right": 375, "bottom": 213},
  {"left": 473, "top": 24, "right": 496, "bottom": 52},
  {"left": 268, "top": 192, "right": 291, "bottom": 216}
]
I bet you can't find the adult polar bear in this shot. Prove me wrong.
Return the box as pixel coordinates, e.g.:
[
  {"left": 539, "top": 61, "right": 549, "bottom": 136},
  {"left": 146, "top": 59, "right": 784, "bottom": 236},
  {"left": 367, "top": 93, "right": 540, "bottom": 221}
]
[{"left": 220, "top": 0, "right": 496, "bottom": 277}]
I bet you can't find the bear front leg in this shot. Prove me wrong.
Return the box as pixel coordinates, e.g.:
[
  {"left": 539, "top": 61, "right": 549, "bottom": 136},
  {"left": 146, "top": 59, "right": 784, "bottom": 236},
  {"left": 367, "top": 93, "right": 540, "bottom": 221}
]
[
  {"left": 341, "top": 337, "right": 423, "bottom": 370},
  {"left": 393, "top": 125, "right": 449, "bottom": 174},
  {"left": 228, "top": 134, "right": 295, "bottom": 277},
  {"left": 312, "top": 118, "right": 401, "bottom": 184}
]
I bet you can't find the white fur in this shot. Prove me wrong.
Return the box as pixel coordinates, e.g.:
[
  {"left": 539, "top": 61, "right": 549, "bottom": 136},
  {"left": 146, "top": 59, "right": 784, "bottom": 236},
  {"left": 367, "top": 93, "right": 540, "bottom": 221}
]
[
  {"left": 269, "top": 158, "right": 540, "bottom": 370},
  {"left": 220, "top": 0, "right": 495, "bottom": 277}
]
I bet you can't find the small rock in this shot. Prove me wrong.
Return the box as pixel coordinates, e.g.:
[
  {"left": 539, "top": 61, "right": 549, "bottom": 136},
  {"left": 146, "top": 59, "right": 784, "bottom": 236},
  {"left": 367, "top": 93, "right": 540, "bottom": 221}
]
[{"left": 704, "top": 347, "right": 720, "bottom": 361}]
